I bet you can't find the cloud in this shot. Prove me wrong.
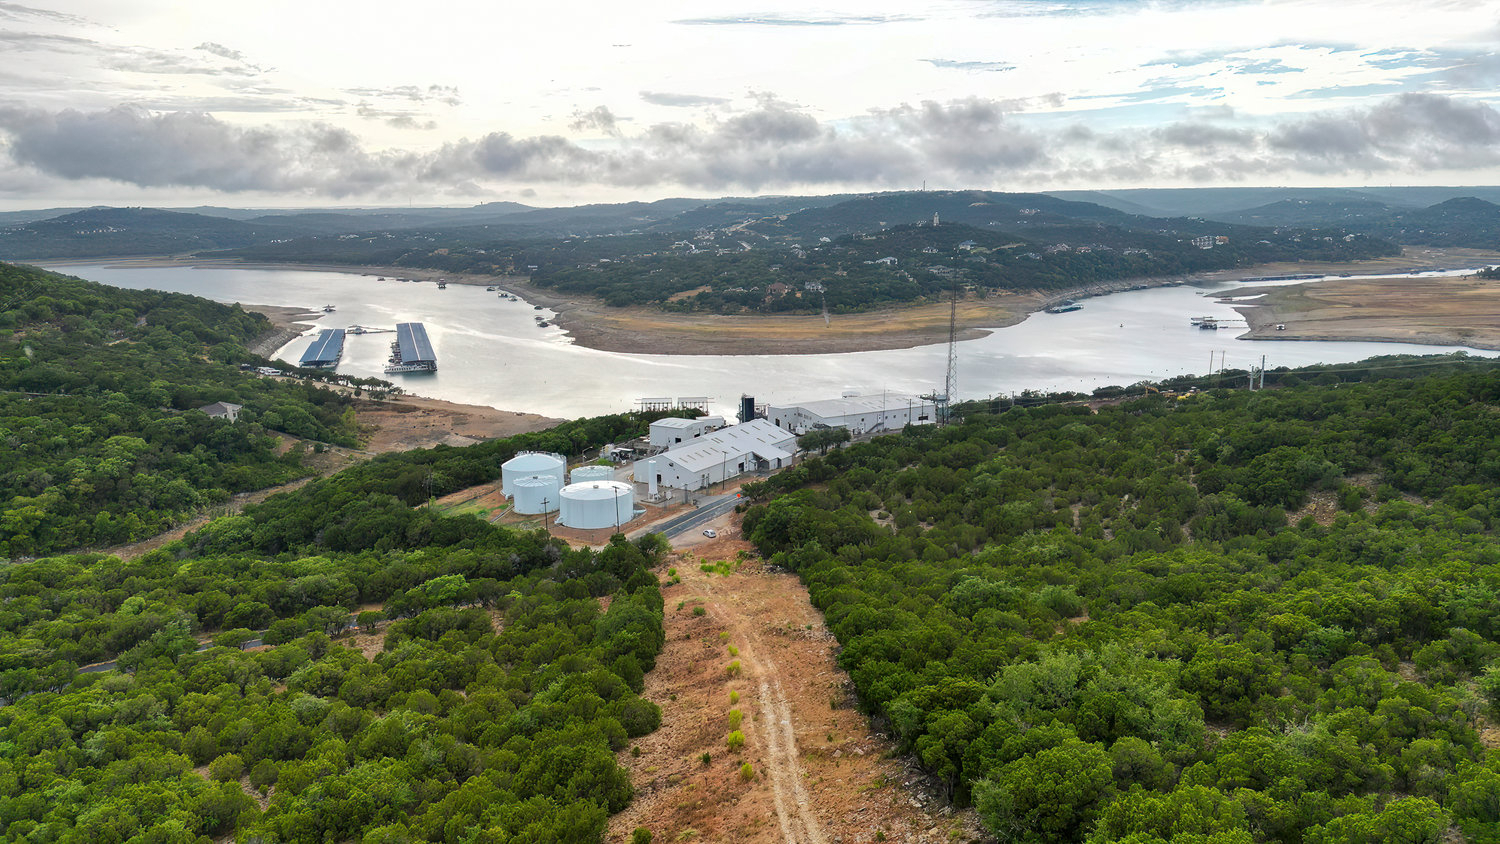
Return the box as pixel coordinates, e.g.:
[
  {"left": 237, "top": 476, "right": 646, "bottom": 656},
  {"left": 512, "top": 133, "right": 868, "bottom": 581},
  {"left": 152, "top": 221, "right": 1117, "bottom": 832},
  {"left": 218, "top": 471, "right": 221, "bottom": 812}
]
[
  {"left": 0, "top": 105, "right": 400, "bottom": 196},
  {"left": 345, "top": 85, "right": 461, "bottom": 106},
  {"left": 640, "top": 91, "right": 731, "bottom": 108},
  {"left": 570, "top": 105, "right": 623, "bottom": 135},
  {"left": 355, "top": 103, "right": 437, "bottom": 130},
  {"left": 923, "top": 59, "right": 1015, "bottom": 72},
  {"left": 4, "top": 93, "right": 1500, "bottom": 198},
  {"left": 672, "top": 14, "right": 919, "bottom": 26},
  {"left": 0, "top": 2, "right": 90, "bottom": 25}
]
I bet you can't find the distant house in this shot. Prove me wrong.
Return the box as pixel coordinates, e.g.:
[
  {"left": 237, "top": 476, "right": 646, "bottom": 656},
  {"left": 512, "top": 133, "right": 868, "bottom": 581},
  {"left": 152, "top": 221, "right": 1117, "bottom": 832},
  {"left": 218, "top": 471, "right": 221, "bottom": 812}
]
[
  {"left": 957, "top": 240, "right": 977, "bottom": 251},
  {"left": 767, "top": 282, "right": 790, "bottom": 297},
  {"left": 197, "top": 401, "right": 243, "bottom": 422}
]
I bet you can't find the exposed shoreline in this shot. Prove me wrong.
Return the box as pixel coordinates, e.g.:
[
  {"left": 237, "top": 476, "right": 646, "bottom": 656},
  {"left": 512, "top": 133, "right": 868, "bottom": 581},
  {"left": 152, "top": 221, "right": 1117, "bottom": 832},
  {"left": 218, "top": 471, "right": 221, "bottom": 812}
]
[
  {"left": 1225, "top": 272, "right": 1500, "bottom": 352},
  {"left": 26, "top": 246, "right": 1500, "bottom": 356}
]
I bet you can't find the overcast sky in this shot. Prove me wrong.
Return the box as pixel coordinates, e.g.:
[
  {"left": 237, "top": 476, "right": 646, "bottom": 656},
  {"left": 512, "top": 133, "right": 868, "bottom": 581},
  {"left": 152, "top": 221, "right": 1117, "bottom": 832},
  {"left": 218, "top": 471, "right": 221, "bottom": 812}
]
[{"left": 1, "top": 0, "right": 1499, "bottom": 208}]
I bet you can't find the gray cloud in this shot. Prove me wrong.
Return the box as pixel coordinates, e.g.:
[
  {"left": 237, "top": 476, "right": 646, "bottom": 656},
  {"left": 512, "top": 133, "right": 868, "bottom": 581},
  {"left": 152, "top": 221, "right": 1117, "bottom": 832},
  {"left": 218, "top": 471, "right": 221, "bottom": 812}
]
[
  {"left": 0, "top": 105, "right": 400, "bottom": 196},
  {"left": 0, "top": 2, "right": 90, "bottom": 24},
  {"left": 640, "top": 91, "right": 731, "bottom": 107},
  {"left": 4, "top": 93, "right": 1500, "bottom": 198},
  {"left": 570, "top": 105, "right": 623, "bottom": 135},
  {"left": 195, "top": 42, "right": 247, "bottom": 62}
]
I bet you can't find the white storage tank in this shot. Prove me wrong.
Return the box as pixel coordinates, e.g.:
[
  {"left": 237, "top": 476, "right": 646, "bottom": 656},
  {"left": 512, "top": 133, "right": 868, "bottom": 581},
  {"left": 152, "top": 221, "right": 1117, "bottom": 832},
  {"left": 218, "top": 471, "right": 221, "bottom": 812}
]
[
  {"left": 570, "top": 464, "right": 614, "bottom": 484},
  {"left": 501, "top": 452, "right": 565, "bottom": 497},
  {"left": 511, "top": 475, "right": 560, "bottom": 515},
  {"left": 558, "top": 481, "right": 635, "bottom": 530}
]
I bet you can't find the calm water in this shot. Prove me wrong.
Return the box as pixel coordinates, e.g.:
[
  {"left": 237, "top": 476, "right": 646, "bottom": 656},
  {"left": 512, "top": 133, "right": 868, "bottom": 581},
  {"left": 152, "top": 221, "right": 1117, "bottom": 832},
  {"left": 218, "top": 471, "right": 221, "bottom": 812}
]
[{"left": 51, "top": 263, "right": 1498, "bottom": 419}]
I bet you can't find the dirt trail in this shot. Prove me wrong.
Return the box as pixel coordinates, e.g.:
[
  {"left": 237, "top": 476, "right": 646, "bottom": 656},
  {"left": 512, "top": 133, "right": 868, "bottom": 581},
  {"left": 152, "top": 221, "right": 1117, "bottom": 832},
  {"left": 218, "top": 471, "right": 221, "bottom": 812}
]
[{"left": 607, "top": 516, "right": 985, "bottom": 843}]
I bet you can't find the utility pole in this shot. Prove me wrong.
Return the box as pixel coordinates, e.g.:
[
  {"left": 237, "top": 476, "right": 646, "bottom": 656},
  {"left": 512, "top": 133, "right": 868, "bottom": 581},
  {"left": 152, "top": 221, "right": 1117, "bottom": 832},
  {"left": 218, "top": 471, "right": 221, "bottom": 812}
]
[
  {"left": 1260, "top": 355, "right": 1267, "bottom": 390},
  {"left": 541, "top": 498, "right": 550, "bottom": 536}
]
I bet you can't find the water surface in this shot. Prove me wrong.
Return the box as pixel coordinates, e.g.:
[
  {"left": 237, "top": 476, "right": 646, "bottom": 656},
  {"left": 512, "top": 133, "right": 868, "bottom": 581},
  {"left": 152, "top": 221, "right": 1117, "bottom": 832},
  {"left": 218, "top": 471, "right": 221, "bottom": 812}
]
[{"left": 53, "top": 263, "right": 1497, "bottom": 418}]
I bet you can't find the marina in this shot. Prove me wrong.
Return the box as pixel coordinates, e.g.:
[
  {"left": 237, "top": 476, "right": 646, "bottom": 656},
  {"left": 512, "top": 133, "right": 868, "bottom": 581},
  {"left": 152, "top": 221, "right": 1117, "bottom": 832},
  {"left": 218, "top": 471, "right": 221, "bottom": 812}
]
[
  {"left": 49, "top": 263, "right": 1500, "bottom": 420},
  {"left": 385, "top": 321, "right": 438, "bottom": 374},
  {"left": 298, "top": 328, "right": 345, "bottom": 369}
]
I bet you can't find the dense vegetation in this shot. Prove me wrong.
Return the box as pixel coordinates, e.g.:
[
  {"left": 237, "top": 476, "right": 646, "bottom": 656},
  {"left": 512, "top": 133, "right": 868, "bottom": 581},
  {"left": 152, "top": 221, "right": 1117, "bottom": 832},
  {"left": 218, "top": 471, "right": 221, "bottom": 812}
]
[
  {"left": 0, "top": 403, "right": 672, "bottom": 841},
  {"left": 529, "top": 221, "right": 1393, "bottom": 314},
  {"left": 0, "top": 262, "right": 360, "bottom": 556},
  {"left": 743, "top": 356, "right": 1500, "bottom": 843}
]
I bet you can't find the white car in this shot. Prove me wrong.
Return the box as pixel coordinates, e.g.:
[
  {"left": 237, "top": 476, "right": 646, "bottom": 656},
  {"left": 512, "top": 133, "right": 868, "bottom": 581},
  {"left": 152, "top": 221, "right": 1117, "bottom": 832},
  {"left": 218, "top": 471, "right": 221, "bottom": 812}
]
[{"left": 702, "top": 529, "right": 717, "bottom": 538}]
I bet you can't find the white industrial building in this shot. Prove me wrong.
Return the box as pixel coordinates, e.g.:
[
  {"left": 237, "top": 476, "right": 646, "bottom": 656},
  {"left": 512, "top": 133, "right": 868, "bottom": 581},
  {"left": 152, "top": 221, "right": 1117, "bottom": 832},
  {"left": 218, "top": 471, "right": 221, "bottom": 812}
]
[
  {"left": 765, "top": 393, "right": 936, "bottom": 436},
  {"left": 635, "top": 419, "right": 797, "bottom": 492},
  {"left": 648, "top": 416, "right": 727, "bottom": 449}
]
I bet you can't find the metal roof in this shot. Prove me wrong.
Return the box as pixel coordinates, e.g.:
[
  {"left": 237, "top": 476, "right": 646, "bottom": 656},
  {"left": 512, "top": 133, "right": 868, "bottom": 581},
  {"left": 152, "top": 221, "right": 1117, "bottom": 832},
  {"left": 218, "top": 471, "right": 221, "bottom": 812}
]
[
  {"left": 773, "top": 393, "right": 929, "bottom": 418},
  {"left": 395, "top": 322, "right": 436, "bottom": 363},
  {"left": 659, "top": 419, "right": 797, "bottom": 472},
  {"left": 299, "top": 328, "right": 345, "bottom": 366}
]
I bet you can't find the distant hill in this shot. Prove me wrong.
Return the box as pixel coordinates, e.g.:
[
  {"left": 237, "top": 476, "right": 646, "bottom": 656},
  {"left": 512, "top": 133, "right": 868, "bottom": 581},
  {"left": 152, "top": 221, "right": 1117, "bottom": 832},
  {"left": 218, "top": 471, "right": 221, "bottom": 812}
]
[
  {"left": 1049, "top": 186, "right": 1500, "bottom": 220},
  {"left": 0, "top": 207, "right": 304, "bottom": 259},
  {"left": 1212, "top": 198, "right": 1398, "bottom": 228}
]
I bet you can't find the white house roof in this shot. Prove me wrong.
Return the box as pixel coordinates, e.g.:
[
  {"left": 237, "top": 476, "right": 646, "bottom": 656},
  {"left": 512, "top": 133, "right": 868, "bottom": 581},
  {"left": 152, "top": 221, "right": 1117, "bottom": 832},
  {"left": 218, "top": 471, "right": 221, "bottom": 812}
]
[
  {"left": 659, "top": 419, "right": 797, "bottom": 472},
  {"left": 651, "top": 417, "right": 703, "bottom": 429}
]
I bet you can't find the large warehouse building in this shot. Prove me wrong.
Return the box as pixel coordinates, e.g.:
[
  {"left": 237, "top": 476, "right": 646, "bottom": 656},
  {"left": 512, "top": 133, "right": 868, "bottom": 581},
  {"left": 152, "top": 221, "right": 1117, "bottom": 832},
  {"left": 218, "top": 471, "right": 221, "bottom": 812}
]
[
  {"left": 764, "top": 393, "right": 936, "bottom": 435},
  {"left": 635, "top": 419, "right": 797, "bottom": 492},
  {"left": 648, "top": 415, "right": 727, "bottom": 449}
]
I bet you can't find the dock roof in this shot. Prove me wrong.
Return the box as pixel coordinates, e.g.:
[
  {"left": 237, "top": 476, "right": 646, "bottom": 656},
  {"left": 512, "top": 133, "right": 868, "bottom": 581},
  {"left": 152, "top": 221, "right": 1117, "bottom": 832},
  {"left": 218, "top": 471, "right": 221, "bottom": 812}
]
[
  {"left": 299, "top": 328, "right": 345, "bottom": 366},
  {"left": 395, "top": 322, "right": 436, "bottom": 363}
]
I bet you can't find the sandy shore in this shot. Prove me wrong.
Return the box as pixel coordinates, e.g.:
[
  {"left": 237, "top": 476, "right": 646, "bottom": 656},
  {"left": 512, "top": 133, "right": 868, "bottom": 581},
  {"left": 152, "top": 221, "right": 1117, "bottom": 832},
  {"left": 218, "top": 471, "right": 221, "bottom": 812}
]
[{"left": 1226, "top": 272, "right": 1500, "bottom": 351}]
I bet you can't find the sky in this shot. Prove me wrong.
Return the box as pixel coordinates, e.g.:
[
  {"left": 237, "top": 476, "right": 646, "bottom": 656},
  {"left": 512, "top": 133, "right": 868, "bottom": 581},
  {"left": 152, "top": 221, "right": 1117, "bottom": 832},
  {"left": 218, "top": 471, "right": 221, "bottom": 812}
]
[{"left": 1, "top": 0, "right": 1499, "bottom": 208}]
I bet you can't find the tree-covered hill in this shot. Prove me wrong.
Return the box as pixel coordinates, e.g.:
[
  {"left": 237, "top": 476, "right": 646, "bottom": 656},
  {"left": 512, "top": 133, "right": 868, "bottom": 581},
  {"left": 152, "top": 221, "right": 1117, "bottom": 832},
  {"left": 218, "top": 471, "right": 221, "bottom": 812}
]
[
  {"left": 742, "top": 355, "right": 1500, "bottom": 843},
  {"left": 0, "top": 411, "right": 673, "bottom": 842},
  {"left": 0, "top": 208, "right": 307, "bottom": 260},
  {"left": 0, "top": 262, "right": 360, "bottom": 556}
]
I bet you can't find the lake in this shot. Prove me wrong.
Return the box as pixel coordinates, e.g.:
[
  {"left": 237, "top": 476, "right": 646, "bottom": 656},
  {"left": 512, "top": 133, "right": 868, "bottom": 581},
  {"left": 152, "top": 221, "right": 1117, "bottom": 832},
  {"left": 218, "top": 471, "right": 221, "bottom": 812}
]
[{"left": 51, "top": 263, "right": 1498, "bottom": 419}]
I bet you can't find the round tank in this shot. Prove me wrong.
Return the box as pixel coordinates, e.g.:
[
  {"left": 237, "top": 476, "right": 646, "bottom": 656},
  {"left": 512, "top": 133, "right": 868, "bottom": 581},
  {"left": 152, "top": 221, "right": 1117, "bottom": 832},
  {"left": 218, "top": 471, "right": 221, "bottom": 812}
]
[
  {"left": 570, "top": 464, "right": 613, "bottom": 484},
  {"left": 558, "top": 481, "right": 635, "bottom": 530},
  {"left": 511, "top": 475, "right": 560, "bottom": 515},
  {"left": 501, "top": 452, "right": 565, "bottom": 497}
]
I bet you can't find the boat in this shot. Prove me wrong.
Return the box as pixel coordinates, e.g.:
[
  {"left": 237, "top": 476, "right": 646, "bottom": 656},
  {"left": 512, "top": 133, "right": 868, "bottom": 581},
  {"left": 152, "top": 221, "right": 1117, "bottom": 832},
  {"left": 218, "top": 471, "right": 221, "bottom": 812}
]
[
  {"left": 485, "top": 286, "right": 496, "bottom": 292},
  {"left": 437, "top": 280, "right": 447, "bottom": 289},
  {"left": 1045, "top": 301, "right": 1081, "bottom": 314},
  {"left": 537, "top": 322, "right": 549, "bottom": 328},
  {"left": 534, "top": 305, "right": 543, "bottom": 310},
  {"left": 322, "top": 304, "right": 336, "bottom": 312}
]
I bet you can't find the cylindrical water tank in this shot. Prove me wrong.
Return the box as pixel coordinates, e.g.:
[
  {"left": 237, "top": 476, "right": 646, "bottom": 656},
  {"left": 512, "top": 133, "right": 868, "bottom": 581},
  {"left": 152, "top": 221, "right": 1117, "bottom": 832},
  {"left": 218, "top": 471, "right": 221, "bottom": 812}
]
[
  {"left": 570, "top": 464, "right": 613, "bottom": 484},
  {"left": 558, "top": 481, "right": 635, "bottom": 530},
  {"left": 511, "top": 475, "right": 560, "bottom": 514},
  {"left": 501, "top": 452, "right": 565, "bottom": 497}
]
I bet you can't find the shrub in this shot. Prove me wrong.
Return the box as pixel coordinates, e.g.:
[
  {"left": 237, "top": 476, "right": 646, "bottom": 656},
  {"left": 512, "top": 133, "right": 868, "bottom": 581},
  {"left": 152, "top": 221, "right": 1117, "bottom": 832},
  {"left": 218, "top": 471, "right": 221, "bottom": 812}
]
[
  {"left": 726, "top": 731, "right": 745, "bottom": 751},
  {"left": 740, "top": 763, "right": 755, "bottom": 781},
  {"left": 728, "top": 709, "right": 743, "bottom": 729},
  {"left": 208, "top": 753, "right": 245, "bottom": 782}
]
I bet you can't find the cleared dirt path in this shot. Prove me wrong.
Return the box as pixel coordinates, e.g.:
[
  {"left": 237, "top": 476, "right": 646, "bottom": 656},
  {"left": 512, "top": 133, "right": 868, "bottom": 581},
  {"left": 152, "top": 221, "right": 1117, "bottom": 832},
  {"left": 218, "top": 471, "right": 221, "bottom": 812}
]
[{"left": 606, "top": 518, "right": 986, "bottom": 843}]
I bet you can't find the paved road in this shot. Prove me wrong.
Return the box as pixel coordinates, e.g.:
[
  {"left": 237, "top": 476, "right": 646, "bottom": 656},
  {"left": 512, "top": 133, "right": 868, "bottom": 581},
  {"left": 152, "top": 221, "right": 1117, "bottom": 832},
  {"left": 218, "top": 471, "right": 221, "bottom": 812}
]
[{"left": 654, "top": 491, "right": 742, "bottom": 539}]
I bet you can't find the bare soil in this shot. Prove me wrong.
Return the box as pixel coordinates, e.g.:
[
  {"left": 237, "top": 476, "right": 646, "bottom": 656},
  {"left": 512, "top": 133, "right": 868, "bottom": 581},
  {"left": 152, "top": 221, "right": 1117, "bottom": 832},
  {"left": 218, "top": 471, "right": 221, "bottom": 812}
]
[
  {"left": 356, "top": 395, "right": 559, "bottom": 452},
  {"left": 606, "top": 515, "right": 985, "bottom": 843},
  {"left": 1228, "top": 272, "right": 1500, "bottom": 350}
]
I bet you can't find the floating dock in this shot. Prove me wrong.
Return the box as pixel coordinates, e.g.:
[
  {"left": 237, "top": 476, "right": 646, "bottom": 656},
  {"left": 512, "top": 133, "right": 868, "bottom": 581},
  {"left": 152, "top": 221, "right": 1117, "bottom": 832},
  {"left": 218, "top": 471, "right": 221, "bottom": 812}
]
[
  {"left": 385, "top": 322, "right": 438, "bottom": 374},
  {"left": 299, "top": 328, "right": 345, "bottom": 369}
]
